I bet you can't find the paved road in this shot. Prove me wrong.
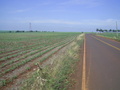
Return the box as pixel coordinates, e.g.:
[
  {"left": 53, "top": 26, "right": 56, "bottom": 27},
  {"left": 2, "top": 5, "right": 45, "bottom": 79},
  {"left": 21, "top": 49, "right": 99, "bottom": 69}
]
[{"left": 85, "top": 34, "right": 120, "bottom": 90}]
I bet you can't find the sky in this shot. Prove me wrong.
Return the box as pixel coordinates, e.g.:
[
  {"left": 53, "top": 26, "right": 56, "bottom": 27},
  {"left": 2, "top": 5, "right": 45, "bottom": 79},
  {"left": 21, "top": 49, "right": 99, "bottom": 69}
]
[{"left": 0, "top": 0, "right": 120, "bottom": 32}]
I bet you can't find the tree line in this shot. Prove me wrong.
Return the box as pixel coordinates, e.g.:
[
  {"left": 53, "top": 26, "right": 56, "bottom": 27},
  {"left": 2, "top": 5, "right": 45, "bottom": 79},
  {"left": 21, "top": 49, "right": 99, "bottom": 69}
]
[
  {"left": 96, "top": 29, "right": 120, "bottom": 33},
  {"left": 8, "top": 30, "right": 55, "bottom": 33}
]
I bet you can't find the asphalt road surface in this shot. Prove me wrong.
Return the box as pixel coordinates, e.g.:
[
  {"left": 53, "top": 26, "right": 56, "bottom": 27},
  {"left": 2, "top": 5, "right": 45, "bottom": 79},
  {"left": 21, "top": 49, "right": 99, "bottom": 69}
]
[{"left": 85, "top": 34, "right": 120, "bottom": 90}]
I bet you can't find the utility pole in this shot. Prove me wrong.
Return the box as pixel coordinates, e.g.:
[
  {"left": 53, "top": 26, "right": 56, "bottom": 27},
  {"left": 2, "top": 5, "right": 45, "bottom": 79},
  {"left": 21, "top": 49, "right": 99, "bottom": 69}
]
[
  {"left": 29, "top": 23, "right": 32, "bottom": 31},
  {"left": 116, "top": 21, "right": 118, "bottom": 30},
  {"left": 116, "top": 21, "right": 118, "bottom": 37}
]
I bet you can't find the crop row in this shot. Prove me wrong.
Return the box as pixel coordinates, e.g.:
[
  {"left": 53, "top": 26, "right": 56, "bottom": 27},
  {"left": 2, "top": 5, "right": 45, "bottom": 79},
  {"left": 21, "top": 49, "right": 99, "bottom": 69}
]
[
  {"left": 0, "top": 39, "right": 57, "bottom": 56},
  {"left": 0, "top": 37, "right": 75, "bottom": 77},
  {"left": 0, "top": 34, "right": 76, "bottom": 57},
  {"left": 0, "top": 36, "right": 75, "bottom": 68},
  {"left": 0, "top": 39, "right": 71, "bottom": 87},
  {"left": 0, "top": 39, "right": 67, "bottom": 69},
  {"left": 0, "top": 37, "right": 61, "bottom": 57},
  {"left": 0, "top": 33, "right": 76, "bottom": 54}
]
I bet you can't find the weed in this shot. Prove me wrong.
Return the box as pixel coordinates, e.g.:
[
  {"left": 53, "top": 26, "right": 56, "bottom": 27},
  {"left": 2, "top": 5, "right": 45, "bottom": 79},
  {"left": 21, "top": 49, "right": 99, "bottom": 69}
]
[
  {"left": 1, "top": 80, "right": 7, "bottom": 86},
  {"left": 26, "top": 67, "right": 31, "bottom": 70}
]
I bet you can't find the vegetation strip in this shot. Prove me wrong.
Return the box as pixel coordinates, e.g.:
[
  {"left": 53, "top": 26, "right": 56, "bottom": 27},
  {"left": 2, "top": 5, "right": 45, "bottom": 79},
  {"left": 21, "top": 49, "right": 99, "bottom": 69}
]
[
  {"left": 82, "top": 35, "right": 87, "bottom": 90},
  {"left": 96, "top": 33, "right": 120, "bottom": 41}
]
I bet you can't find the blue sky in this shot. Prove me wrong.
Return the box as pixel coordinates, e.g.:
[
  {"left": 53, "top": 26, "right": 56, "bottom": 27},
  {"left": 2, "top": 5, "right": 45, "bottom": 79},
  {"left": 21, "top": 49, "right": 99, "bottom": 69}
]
[{"left": 0, "top": 0, "right": 120, "bottom": 32}]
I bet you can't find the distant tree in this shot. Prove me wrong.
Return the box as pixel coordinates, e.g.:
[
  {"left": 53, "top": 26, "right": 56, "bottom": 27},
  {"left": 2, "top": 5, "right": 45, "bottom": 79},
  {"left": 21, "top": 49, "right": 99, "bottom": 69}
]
[
  {"left": 99, "top": 29, "right": 103, "bottom": 33},
  {"left": 116, "top": 30, "right": 120, "bottom": 32},
  {"left": 96, "top": 28, "right": 99, "bottom": 32},
  {"left": 113, "top": 30, "right": 117, "bottom": 32},
  {"left": 29, "top": 30, "right": 33, "bottom": 32},
  {"left": 96, "top": 28, "right": 120, "bottom": 33},
  {"left": 9, "top": 31, "right": 12, "bottom": 33},
  {"left": 104, "top": 30, "right": 108, "bottom": 32},
  {"left": 109, "top": 29, "right": 112, "bottom": 32},
  {"left": 16, "top": 30, "right": 19, "bottom": 33}
]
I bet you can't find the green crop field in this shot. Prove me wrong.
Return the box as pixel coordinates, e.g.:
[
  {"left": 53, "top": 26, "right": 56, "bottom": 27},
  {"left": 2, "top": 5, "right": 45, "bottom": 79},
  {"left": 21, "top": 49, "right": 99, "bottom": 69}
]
[
  {"left": 97, "top": 33, "right": 120, "bottom": 41},
  {"left": 0, "top": 32, "right": 84, "bottom": 89}
]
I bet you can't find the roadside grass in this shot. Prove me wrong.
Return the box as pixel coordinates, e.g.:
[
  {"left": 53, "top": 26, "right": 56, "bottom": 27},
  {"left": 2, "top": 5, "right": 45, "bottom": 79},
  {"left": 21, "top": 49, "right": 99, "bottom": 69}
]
[
  {"left": 96, "top": 33, "right": 120, "bottom": 41},
  {"left": 22, "top": 34, "right": 84, "bottom": 90}
]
